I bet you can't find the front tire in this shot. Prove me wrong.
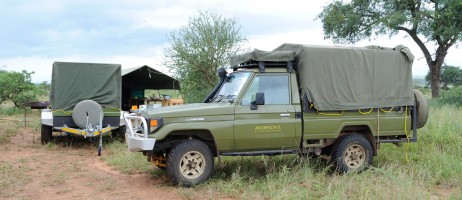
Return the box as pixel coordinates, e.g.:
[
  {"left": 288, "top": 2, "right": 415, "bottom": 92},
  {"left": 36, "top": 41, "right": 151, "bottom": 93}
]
[
  {"left": 41, "top": 124, "right": 53, "bottom": 144},
  {"left": 331, "top": 134, "right": 373, "bottom": 173},
  {"left": 166, "top": 140, "right": 214, "bottom": 186}
]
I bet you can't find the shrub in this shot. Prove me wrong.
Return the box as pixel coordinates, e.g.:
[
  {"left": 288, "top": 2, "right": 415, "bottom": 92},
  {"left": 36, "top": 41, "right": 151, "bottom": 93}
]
[{"left": 438, "top": 87, "right": 462, "bottom": 107}]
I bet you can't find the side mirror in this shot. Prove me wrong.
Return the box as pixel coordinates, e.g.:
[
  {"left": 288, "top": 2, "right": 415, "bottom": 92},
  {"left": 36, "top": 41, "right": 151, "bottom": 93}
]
[
  {"left": 250, "top": 92, "right": 265, "bottom": 110},
  {"left": 255, "top": 92, "right": 265, "bottom": 105}
]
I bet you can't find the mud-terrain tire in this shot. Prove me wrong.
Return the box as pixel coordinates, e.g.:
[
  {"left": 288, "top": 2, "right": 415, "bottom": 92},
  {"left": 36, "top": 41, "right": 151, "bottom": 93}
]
[
  {"left": 413, "top": 89, "right": 428, "bottom": 128},
  {"left": 41, "top": 124, "right": 53, "bottom": 144},
  {"left": 331, "top": 134, "right": 373, "bottom": 173},
  {"left": 166, "top": 140, "right": 214, "bottom": 186}
]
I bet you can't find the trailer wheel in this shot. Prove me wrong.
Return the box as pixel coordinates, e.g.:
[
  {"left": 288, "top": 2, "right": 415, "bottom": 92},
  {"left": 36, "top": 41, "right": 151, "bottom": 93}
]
[
  {"left": 98, "top": 146, "right": 102, "bottom": 156},
  {"left": 166, "top": 140, "right": 214, "bottom": 186},
  {"left": 331, "top": 134, "right": 373, "bottom": 173},
  {"left": 41, "top": 124, "right": 53, "bottom": 144}
]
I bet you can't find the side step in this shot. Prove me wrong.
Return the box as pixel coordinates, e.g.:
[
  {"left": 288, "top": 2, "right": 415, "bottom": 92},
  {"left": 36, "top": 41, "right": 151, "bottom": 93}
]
[{"left": 220, "top": 149, "right": 299, "bottom": 156}]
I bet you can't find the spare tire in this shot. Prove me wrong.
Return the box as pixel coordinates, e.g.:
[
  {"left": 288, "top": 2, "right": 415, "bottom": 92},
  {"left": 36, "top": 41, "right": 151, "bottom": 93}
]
[
  {"left": 413, "top": 89, "right": 428, "bottom": 128},
  {"left": 72, "top": 100, "right": 104, "bottom": 129}
]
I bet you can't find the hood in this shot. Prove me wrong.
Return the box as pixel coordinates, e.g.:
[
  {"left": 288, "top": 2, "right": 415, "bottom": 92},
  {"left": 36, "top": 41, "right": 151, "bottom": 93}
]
[{"left": 141, "top": 103, "right": 235, "bottom": 120}]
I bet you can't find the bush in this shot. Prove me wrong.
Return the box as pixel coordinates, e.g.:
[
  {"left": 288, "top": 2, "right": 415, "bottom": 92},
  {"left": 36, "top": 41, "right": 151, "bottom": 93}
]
[
  {"left": 438, "top": 87, "right": 462, "bottom": 107},
  {"left": 0, "top": 70, "right": 45, "bottom": 108}
]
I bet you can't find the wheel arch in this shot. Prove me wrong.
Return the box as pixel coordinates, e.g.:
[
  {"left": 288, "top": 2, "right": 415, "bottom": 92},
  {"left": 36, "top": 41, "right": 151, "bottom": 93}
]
[
  {"left": 327, "top": 124, "right": 378, "bottom": 156},
  {"left": 155, "top": 129, "right": 218, "bottom": 156}
]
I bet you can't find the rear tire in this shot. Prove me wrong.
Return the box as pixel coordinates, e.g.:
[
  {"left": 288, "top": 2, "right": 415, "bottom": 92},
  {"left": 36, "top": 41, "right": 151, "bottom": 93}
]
[
  {"left": 166, "top": 140, "right": 214, "bottom": 186},
  {"left": 331, "top": 134, "right": 373, "bottom": 173},
  {"left": 41, "top": 124, "right": 53, "bottom": 144}
]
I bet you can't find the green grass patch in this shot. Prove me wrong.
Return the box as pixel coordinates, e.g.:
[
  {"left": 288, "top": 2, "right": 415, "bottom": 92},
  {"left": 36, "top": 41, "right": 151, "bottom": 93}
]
[
  {"left": 180, "top": 157, "right": 431, "bottom": 199},
  {"left": 0, "top": 106, "right": 33, "bottom": 116},
  {"left": 103, "top": 140, "right": 154, "bottom": 174}
]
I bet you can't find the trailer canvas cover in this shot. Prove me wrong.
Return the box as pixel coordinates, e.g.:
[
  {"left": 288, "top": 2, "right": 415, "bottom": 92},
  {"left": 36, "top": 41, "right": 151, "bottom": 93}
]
[
  {"left": 50, "top": 62, "right": 122, "bottom": 111},
  {"left": 272, "top": 43, "right": 415, "bottom": 110}
]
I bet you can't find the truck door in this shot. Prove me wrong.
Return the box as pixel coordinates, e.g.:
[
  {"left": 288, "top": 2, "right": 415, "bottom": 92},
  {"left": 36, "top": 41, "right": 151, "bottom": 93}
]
[{"left": 234, "top": 73, "right": 297, "bottom": 150}]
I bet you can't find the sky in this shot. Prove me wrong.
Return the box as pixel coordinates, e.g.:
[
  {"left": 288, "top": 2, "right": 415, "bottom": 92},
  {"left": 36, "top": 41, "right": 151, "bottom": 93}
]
[{"left": 1, "top": 0, "right": 462, "bottom": 83}]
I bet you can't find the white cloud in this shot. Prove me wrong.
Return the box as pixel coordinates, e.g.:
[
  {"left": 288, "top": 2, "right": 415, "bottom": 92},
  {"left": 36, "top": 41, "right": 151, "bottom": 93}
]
[
  {"left": 247, "top": 28, "right": 333, "bottom": 51},
  {"left": 0, "top": 49, "right": 169, "bottom": 83}
]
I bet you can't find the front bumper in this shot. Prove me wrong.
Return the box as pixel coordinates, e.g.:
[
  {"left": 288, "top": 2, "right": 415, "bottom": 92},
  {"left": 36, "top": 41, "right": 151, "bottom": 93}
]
[
  {"left": 127, "top": 136, "right": 156, "bottom": 152},
  {"left": 123, "top": 113, "right": 156, "bottom": 152}
]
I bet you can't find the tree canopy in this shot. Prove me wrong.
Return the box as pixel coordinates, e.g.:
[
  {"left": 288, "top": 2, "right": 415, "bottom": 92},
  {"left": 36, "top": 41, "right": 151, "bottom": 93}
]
[
  {"left": 163, "top": 11, "right": 247, "bottom": 103},
  {"left": 317, "top": 0, "right": 462, "bottom": 97},
  {"left": 0, "top": 70, "right": 45, "bottom": 108}
]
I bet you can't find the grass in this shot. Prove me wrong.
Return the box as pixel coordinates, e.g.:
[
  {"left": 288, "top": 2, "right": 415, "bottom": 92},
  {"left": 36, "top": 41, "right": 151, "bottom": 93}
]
[
  {"left": 0, "top": 161, "right": 31, "bottom": 197},
  {"left": 103, "top": 140, "right": 154, "bottom": 174},
  {"left": 0, "top": 128, "right": 18, "bottom": 144},
  {"left": 0, "top": 102, "right": 30, "bottom": 116}
]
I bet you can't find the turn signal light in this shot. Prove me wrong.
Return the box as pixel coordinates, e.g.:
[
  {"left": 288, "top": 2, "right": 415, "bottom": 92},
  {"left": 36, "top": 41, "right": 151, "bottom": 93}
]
[
  {"left": 147, "top": 118, "right": 163, "bottom": 134},
  {"left": 150, "top": 120, "right": 158, "bottom": 127}
]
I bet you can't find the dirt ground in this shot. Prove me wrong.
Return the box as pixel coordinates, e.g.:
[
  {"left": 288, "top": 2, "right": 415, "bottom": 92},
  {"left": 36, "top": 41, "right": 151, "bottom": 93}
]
[{"left": 0, "top": 121, "right": 181, "bottom": 200}]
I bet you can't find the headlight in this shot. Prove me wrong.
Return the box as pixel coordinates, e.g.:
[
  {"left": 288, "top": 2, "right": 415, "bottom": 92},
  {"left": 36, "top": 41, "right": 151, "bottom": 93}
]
[{"left": 147, "top": 118, "right": 163, "bottom": 134}]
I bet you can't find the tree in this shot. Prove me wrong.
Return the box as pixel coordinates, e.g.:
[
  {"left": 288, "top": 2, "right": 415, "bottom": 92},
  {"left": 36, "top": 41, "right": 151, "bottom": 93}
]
[
  {"left": 425, "top": 65, "right": 462, "bottom": 89},
  {"left": 163, "top": 11, "right": 247, "bottom": 103},
  {"left": 0, "top": 70, "right": 45, "bottom": 108},
  {"left": 317, "top": 0, "right": 462, "bottom": 97}
]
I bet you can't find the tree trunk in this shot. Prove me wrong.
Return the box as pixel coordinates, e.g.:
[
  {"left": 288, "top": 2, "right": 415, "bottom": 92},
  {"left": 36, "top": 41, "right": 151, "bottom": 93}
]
[
  {"left": 429, "top": 63, "right": 442, "bottom": 98},
  {"left": 429, "top": 46, "right": 450, "bottom": 98}
]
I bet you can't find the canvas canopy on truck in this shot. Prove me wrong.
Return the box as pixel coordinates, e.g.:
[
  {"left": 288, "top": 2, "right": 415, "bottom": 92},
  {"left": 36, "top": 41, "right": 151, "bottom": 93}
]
[
  {"left": 50, "top": 62, "right": 122, "bottom": 111},
  {"left": 230, "top": 49, "right": 295, "bottom": 67},
  {"left": 230, "top": 44, "right": 415, "bottom": 111}
]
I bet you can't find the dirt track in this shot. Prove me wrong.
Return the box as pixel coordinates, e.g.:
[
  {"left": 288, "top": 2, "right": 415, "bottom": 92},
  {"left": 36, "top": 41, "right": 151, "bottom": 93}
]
[{"left": 0, "top": 124, "right": 181, "bottom": 200}]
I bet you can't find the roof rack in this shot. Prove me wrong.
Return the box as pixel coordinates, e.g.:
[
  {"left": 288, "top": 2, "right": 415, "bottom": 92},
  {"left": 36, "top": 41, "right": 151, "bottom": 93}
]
[{"left": 232, "top": 60, "right": 294, "bottom": 73}]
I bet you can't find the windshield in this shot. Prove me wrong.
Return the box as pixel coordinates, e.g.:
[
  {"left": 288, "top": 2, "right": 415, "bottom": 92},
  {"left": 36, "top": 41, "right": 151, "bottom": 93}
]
[{"left": 214, "top": 72, "right": 251, "bottom": 101}]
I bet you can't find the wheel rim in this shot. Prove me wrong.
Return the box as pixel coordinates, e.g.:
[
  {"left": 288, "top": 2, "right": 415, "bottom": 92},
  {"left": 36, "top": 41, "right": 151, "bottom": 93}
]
[
  {"left": 179, "top": 151, "right": 206, "bottom": 179},
  {"left": 343, "top": 144, "right": 366, "bottom": 169}
]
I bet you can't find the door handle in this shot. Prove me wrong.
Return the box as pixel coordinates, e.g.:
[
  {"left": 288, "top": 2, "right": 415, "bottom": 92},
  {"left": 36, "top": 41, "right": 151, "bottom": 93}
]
[{"left": 280, "top": 113, "right": 290, "bottom": 117}]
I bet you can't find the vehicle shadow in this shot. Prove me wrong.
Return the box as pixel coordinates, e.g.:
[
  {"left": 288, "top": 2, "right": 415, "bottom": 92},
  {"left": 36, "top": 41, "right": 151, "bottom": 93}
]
[{"left": 49, "top": 132, "right": 123, "bottom": 149}]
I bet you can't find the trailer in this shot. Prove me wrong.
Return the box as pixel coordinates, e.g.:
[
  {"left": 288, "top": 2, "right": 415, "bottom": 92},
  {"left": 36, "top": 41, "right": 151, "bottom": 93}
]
[{"left": 41, "top": 62, "right": 125, "bottom": 155}]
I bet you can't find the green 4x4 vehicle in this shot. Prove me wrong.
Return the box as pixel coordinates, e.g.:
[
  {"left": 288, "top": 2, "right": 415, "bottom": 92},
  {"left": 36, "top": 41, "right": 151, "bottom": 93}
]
[{"left": 124, "top": 44, "right": 428, "bottom": 186}]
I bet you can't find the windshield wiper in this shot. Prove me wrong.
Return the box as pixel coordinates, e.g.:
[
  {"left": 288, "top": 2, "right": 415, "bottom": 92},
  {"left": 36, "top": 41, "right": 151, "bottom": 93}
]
[
  {"left": 209, "top": 95, "right": 224, "bottom": 103},
  {"left": 216, "top": 96, "right": 224, "bottom": 103},
  {"left": 217, "top": 95, "right": 236, "bottom": 103}
]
